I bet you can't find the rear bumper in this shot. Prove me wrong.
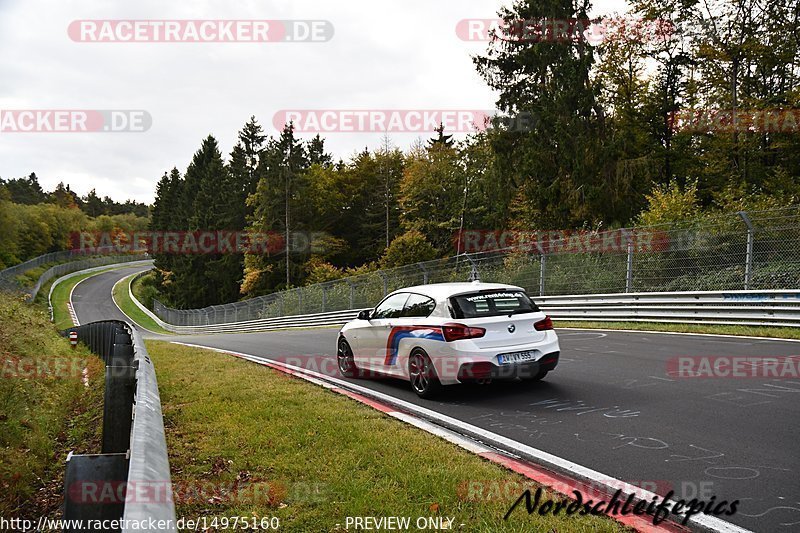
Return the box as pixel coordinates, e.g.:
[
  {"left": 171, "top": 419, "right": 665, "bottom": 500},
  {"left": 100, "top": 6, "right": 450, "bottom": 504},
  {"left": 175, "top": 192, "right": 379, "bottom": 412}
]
[
  {"left": 456, "top": 351, "right": 560, "bottom": 383},
  {"left": 430, "top": 332, "right": 560, "bottom": 385}
]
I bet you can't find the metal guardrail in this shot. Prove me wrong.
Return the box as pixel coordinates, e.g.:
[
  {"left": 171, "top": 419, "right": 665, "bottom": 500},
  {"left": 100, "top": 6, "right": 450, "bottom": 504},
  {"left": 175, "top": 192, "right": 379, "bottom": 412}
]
[
  {"left": 150, "top": 307, "right": 364, "bottom": 335},
  {"left": 63, "top": 321, "right": 175, "bottom": 532},
  {"left": 123, "top": 321, "right": 176, "bottom": 531},
  {"left": 134, "top": 289, "right": 800, "bottom": 335},
  {"left": 0, "top": 251, "right": 148, "bottom": 301},
  {"left": 127, "top": 271, "right": 363, "bottom": 335},
  {"left": 537, "top": 290, "right": 800, "bottom": 328}
]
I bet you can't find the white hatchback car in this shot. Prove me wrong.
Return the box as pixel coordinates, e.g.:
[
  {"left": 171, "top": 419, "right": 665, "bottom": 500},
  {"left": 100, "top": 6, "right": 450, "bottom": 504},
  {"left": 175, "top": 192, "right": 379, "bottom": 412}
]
[{"left": 337, "top": 282, "right": 560, "bottom": 398}]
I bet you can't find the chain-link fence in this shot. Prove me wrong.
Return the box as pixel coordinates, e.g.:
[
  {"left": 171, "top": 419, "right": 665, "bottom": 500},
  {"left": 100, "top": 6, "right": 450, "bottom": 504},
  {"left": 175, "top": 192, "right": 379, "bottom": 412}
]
[
  {"left": 151, "top": 207, "right": 800, "bottom": 326},
  {"left": 0, "top": 251, "right": 149, "bottom": 301},
  {"left": 0, "top": 250, "right": 81, "bottom": 290}
]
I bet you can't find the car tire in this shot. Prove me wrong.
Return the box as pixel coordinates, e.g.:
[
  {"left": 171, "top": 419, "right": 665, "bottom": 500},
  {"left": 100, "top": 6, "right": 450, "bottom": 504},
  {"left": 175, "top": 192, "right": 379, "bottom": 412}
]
[
  {"left": 408, "top": 349, "right": 441, "bottom": 399},
  {"left": 337, "top": 337, "right": 360, "bottom": 378}
]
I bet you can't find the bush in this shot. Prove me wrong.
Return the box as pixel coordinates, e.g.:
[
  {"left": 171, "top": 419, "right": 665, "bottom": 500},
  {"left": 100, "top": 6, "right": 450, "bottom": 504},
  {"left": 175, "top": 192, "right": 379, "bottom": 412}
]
[
  {"left": 303, "top": 258, "right": 345, "bottom": 284},
  {"left": 132, "top": 272, "right": 161, "bottom": 310},
  {"left": 379, "top": 230, "right": 437, "bottom": 268},
  {"left": 637, "top": 179, "right": 701, "bottom": 227},
  {"left": 662, "top": 261, "right": 800, "bottom": 291}
]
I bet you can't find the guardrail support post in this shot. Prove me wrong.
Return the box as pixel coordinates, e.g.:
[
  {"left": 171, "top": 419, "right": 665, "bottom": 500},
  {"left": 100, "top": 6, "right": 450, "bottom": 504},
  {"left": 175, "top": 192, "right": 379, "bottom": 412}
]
[
  {"left": 103, "top": 365, "right": 136, "bottom": 454},
  {"left": 63, "top": 452, "right": 129, "bottom": 531},
  {"left": 103, "top": 330, "right": 136, "bottom": 454},
  {"left": 738, "top": 211, "right": 754, "bottom": 290},
  {"left": 539, "top": 254, "right": 546, "bottom": 297}
]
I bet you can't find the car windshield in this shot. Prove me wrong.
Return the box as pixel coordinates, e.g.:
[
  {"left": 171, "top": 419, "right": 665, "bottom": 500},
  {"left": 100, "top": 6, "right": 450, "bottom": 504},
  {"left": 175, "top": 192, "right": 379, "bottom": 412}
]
[{"left": 449, "top": 290, "right": 539, "bottom": 319}]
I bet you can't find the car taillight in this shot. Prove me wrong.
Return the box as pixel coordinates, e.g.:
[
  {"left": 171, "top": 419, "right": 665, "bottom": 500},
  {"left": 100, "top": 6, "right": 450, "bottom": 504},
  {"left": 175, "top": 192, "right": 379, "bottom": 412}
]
[
  {"left": 534, "top": 316, "right": 553, "bottom": 331},
  {"left": 442, "top": 323, "right": 486, "bottom": 342}
]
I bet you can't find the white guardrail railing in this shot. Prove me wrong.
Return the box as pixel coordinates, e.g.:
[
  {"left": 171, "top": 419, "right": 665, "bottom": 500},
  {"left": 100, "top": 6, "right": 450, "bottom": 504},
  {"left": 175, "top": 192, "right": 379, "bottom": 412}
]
[
  {"left": 63, "top": 320, "right": 176, "bottom": 531},
  {"left": 123, "top": 322, "right": 176, "bottom": 531},
  {"left": 537, "top": 290, "right": 800, "bottom": 327},
  {"left": 129, "top": 270, "right": 366, "bottom": 334},
  {"left": 130, "top": 286, "right": 800, "bottom": 335}
]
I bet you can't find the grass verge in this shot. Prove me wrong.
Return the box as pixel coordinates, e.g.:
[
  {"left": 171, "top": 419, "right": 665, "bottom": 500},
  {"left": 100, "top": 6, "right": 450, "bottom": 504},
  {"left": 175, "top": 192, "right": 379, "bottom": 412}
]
[
  {"left": 148, "top": 341, "right": 628, "bottom": 532},
  {"left": 554, "top": 320, "right": 800, "bottom": 340},
  {"left": 49, "top": 266, "right": 122, "bottom": 330},
  {"left": 131, "top": 271, "right": 157, "bottom": 311},
  {"left": 112, "top": 273, "right": 170, "bottom": 335},
  {"left": 0, "top": 294, "right": 104, "bottom": 518},
  {"left": 13, "top": 262, "right": 59, "bottom": 288}
]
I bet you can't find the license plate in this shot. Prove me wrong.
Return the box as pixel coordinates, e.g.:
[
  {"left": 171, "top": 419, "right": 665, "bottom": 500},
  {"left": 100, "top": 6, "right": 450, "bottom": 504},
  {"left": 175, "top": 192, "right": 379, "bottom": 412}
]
[{"left": 497, "top": 350, "right": 537, "bottom": 365}]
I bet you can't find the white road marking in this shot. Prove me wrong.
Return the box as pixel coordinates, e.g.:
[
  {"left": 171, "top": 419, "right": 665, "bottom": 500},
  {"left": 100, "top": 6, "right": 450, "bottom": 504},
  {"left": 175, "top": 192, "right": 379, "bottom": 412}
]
[{"left": 558, "top": 327, "right": 800, "bottom": 344}]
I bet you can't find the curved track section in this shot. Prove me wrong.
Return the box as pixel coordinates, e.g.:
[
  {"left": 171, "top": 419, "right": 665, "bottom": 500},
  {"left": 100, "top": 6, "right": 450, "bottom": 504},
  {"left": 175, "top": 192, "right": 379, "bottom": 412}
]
[
  {"left": 70, "top": 264, "right": 156, "bottom": 331},
  {"left": 72, "top": 268, "right": 800, "bottom": 532}
]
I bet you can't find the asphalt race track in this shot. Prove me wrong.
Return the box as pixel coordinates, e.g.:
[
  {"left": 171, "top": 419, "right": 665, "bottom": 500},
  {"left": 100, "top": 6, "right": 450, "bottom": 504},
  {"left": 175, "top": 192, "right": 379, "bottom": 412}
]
[
  {"left": 70, "top": 264, "right": 154, "bottom": 325},
  {"left": 72, "top": 266, "right": 800, "bottom": 532}
]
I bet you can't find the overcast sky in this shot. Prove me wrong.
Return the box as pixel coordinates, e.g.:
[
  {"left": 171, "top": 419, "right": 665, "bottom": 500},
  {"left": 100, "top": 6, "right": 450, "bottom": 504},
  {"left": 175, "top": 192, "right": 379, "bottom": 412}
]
[{"left": 0, "top": 0, "right": 629, "bottom": 204}]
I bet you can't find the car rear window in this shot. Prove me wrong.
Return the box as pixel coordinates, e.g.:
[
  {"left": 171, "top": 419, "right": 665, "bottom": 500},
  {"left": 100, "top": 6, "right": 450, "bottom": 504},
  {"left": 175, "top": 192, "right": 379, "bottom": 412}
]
[{"left": 449, "top": 290, "right": 539, "bottom": 319}]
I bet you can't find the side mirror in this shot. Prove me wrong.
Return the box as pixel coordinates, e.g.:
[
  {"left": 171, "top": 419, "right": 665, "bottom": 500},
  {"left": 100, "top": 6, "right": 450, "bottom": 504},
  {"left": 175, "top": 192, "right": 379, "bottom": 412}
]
[{"left": 357, "top": 310, "right": 372, "bottom": 320}]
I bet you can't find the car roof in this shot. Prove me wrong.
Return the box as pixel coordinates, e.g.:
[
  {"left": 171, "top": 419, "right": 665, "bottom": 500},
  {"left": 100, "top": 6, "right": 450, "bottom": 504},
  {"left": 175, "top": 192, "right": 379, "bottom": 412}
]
[{"left": 388, "top": 281, "right": 525, "bottom": 301}]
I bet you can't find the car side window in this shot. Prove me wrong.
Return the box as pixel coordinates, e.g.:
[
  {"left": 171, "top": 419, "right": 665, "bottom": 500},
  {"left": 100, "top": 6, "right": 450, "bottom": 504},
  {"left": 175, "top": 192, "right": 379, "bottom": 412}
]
[
  {"left": 372, "top": 293, "right": 410, "bottom": 319},
  {"left": 401, "top": 293, "right": 436, "bottom": 318}
]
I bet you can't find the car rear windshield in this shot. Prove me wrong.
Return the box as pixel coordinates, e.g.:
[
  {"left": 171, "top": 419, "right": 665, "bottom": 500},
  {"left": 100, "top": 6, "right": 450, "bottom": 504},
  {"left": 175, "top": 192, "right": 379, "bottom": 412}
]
[{"left": 449, "top": 290, "right": 540, "bottom": 319}]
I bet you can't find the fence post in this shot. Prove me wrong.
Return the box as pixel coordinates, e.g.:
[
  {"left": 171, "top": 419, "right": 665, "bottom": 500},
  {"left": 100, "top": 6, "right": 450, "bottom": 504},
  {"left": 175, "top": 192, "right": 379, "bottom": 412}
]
[
  {"left": 539, "top": 253, "right": 546, "bottom": 297},
  {"left": 417, "top": 262, "right": 429, "bottom": 284},
  {"left": 626, "top": 235, "right": 634, "bottom": 293},
  {"left": 322, "top": 285, "right": 328, "bottom": 312},
  {"left": 737, "top": 211, "right": 754, "bottom": 290},
  {"left": 464, "top": 254, "right": 480, "bottom": 281},
  {"left": 379, "top": 272, "right": 388, "bottom": 296},
  {"left": 347, "top": 280, "right": 355, "bottom": 309}
]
